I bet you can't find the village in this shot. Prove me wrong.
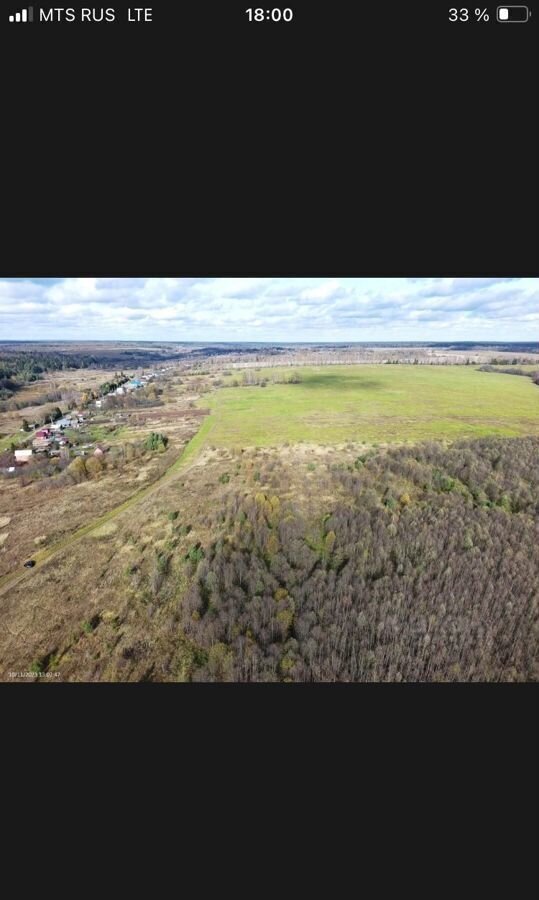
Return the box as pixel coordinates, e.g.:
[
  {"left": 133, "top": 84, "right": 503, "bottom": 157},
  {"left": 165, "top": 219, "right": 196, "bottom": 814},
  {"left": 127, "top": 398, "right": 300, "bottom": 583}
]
[
  {"left": 1, "top": 372, "right": 161, "bottom": 475},
  {"left": 0, "top": 357, "right": 213, "bottom": 584}
]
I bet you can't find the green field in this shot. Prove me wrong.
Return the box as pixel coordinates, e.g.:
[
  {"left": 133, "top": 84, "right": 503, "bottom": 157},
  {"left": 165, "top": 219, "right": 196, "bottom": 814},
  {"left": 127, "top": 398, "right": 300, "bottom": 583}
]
[
  {"left": 0, "top": 430, "right": 27, "bottom": 453},
  {"left": 187, "top": 365, "right": 539, "bottom": 453}
]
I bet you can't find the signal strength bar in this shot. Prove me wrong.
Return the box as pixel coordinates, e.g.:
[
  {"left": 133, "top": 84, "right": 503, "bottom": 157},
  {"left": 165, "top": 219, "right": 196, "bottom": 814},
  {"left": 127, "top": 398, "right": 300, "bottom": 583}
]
[{"left": 8, "top": 7, "right": 34, "bottom": 22}]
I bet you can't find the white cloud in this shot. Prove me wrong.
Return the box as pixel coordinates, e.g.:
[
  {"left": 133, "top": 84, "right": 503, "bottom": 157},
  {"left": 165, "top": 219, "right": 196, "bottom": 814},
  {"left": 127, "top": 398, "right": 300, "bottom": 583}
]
[{"left": 0, "top": 277, "right": 537, "bottom": 341}]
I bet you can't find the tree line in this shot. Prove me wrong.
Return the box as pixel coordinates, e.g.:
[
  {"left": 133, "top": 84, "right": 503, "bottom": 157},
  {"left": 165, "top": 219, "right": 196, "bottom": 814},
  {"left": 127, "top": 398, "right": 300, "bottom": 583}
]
[
  {"left": 479, "top": 364, "right": 539, "bottom": 384},
  {"left": 0, "top": 350, "right": 97, "bottom": 399}
]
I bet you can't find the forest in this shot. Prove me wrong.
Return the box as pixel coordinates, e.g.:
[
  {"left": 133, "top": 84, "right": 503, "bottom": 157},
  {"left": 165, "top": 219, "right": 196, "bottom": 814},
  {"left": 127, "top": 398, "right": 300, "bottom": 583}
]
[
  {"left": 177, "top": 436, "right": 539, "bottom": 682},
  {"left": 0, "top": 350, "right": 95, "bottom": 400}
]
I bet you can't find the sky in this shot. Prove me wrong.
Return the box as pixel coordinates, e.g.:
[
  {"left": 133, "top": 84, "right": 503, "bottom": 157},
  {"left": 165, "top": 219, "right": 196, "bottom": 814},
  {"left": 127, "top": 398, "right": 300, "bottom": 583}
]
[{"left": 0, "top": 277, "right": 537, "bottom": 342}]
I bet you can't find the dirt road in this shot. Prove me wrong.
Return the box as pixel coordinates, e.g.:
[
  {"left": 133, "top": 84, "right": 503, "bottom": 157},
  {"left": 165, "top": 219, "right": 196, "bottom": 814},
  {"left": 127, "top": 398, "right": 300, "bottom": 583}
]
[{"left": 0, "top": 439, "right": 199, "bottom": 598}]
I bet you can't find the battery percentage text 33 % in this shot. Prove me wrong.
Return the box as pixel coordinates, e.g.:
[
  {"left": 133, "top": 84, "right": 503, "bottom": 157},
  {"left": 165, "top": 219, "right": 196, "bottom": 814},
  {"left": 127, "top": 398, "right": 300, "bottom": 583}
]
[{"left": 448, "top": 8, "right": 490, "bottom": 21}]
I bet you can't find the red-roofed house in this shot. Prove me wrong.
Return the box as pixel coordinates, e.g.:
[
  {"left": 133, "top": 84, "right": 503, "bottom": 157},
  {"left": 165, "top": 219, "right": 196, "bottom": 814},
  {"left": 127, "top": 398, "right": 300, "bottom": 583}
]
[{"left": 33, "top": 428, "right": 53, "bottom": 451}]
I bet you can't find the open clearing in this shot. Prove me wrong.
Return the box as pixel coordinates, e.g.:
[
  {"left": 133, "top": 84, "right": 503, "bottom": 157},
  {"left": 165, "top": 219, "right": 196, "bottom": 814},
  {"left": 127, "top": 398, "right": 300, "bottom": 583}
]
[{"left": 188, "top": 365, "right": 539, "bottom": 452}]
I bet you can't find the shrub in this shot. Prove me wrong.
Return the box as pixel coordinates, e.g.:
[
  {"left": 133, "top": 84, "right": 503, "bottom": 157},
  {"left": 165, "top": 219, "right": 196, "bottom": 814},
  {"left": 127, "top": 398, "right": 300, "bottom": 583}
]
[
  {"left": 85, "top": 456, "right": 103, "bottom": 478},
  {"left": 186, "top": 544, "right": 205, "bottom": 564},
  {"left": 67, "top": 456, "right": 87, "bottom": 483},
  {"left": 150, "top": 553, "right": 170, "bottom": 597},
  {"left": 144, "top": 432, "right": 168, "bottom": 452},
  {"left": 440, "top": 475, "right": 456, "bottom": 493},
  {"left": 207, "top": 643, "right": 233, "bottom": 681}
]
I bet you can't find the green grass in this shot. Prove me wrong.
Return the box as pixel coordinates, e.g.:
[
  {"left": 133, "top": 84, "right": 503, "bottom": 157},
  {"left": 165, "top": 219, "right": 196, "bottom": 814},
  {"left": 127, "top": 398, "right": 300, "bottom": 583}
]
[
  {"left": 189, "top": 365, "right": 539, "bottom": 450},
  {"left": 0, "top": 431, "right": 27, "bottom": 452},
  {"left": 72, "top": 424, "right": 126, "bottom": 443}
]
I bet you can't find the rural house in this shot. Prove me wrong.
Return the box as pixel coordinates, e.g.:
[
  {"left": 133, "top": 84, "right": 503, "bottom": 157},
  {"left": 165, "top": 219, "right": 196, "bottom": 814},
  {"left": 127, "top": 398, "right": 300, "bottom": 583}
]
[
  {"left": 32, "top": 428, "right": 53, "bottom": 451},
  {"left": 14, "top": 448, "right": 33, "bottom": 464}
]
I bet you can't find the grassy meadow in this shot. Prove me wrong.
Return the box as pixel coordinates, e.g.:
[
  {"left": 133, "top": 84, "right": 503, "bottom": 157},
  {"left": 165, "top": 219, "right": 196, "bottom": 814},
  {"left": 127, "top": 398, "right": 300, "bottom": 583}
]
[{"left": 188, "top": 365, "right": 539, "bottom": 452}]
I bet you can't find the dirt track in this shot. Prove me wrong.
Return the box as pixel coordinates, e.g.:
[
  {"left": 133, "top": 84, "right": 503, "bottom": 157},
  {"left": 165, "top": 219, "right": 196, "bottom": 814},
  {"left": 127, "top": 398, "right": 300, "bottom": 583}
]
[{"left": 0, "top": 440, "right": 199, "bottom": 599}]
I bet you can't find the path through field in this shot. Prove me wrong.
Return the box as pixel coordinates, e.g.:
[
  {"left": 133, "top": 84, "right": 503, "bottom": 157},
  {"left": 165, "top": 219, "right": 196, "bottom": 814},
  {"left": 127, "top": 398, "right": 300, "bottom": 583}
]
[{"left": 0, "top": 438, "right": 198, "bottom": 599}]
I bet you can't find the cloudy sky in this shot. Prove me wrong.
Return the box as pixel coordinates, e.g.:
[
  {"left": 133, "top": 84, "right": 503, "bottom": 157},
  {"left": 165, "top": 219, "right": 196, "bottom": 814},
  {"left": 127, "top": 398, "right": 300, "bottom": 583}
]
[{"left": 0, "top": 277, "right": 537, "bottom": 342}]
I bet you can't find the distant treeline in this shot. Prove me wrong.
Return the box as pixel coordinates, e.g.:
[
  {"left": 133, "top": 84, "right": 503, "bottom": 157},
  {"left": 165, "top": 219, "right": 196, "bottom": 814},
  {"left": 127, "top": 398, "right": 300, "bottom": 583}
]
[
  {"left": 479, "top": 364, "right": 539, "bottom": 383},
  {"left": 177, "top": 436, "right": 539, "bottom": 682},
  {"left": 0, "top": 351, "right": 97, "bottom": 400},
  {"left": 226, "top": 370, "right": 302, "bottom": 387},
  {"left": 0, "top": 351, "right": 96, "bottom": 381}
]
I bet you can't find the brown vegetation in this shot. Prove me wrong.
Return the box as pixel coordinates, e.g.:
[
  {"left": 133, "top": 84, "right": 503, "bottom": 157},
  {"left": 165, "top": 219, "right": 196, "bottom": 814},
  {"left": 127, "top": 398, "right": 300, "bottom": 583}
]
[{"left": 1, "top": 436, "right": 537, "bottom": 682}]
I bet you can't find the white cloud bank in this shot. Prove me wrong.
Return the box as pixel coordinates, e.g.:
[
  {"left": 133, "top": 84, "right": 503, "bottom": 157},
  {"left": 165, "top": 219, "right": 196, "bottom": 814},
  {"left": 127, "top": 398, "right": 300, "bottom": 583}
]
[{"left": 0, "top": 277, "right": 537, "bottom": 341}]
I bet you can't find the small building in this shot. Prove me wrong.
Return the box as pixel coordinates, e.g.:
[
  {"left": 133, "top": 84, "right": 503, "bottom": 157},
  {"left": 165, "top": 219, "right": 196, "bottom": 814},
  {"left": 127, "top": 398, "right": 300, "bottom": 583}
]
[
  {"left": 14, "top": 449, "right": 33, "bottom": 464},
  {"left": 33, "top": 429, "right": 53, "bottom": 451},
  {"left": 33, "top": 438, "right": 52, "bottom": 451}
]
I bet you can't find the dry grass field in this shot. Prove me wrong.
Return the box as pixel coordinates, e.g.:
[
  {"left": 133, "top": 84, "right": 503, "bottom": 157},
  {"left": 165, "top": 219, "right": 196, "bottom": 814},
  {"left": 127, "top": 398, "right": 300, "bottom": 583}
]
[
  {"left": 0, "top": 371, "right": 209, "bottom": 577},
  {"left": 0, "top": 442, "right": 339, "bottom": 680}
]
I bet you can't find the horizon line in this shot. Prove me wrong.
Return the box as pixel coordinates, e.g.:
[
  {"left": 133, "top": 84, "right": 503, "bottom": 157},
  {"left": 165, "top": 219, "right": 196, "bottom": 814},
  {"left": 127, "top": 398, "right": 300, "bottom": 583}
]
[{"left": 0, "top": 338, "right": 538, "bottom": 346}]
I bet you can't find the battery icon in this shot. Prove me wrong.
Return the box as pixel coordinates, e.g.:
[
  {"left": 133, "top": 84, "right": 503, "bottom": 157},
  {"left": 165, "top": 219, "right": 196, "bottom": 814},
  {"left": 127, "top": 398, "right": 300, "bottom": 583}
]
[{"left": 496, "top": 6, "right": 530, "bottom": 20}]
